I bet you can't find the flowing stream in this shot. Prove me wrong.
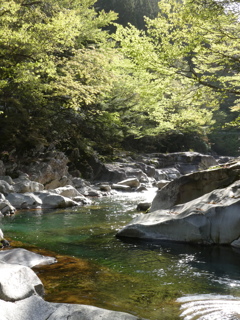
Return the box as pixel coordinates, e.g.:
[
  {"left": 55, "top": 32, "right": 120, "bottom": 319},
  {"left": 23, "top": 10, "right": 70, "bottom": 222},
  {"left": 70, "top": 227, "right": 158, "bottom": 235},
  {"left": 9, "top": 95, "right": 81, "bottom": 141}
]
[{"left": 2, "top": 189, "right": 240, "bottom": 320}]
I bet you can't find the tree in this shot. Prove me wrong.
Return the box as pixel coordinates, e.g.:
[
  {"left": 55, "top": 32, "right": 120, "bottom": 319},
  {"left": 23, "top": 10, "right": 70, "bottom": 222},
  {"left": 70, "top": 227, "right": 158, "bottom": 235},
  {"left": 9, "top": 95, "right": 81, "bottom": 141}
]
[
  {"left": 113, "top": 0, "right": 240, "bottom": 153},
  {"left": 0, "top": 0, "right": 118, "bottom": 153}
]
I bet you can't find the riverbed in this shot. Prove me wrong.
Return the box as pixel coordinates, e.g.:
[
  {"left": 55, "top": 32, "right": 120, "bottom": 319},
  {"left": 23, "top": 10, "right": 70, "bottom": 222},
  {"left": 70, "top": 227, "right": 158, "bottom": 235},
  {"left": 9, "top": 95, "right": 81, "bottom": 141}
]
[{"left": 2, "top": 189, "right": 240, "bottom": 320}]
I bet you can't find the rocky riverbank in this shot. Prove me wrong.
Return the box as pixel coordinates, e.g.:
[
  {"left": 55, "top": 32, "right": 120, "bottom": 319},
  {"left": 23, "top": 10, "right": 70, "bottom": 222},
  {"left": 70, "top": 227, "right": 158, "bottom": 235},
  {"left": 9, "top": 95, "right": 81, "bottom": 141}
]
[{"left": 0, "top": 151, "right": 237, "bottom": 319}]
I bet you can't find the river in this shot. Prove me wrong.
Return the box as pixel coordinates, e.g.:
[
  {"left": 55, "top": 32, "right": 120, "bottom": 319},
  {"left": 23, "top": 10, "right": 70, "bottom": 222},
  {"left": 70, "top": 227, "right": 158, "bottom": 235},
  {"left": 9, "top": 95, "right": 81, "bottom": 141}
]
[{"left": 2, "top": 189, "right": 240, "bottom": 320}]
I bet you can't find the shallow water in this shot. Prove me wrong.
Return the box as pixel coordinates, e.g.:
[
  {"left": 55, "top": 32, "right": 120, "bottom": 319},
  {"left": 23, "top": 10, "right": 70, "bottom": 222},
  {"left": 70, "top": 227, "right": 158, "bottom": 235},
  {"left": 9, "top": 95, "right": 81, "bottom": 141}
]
[{"left": 2, "top": 190, "right": 240, "bottom": 320}]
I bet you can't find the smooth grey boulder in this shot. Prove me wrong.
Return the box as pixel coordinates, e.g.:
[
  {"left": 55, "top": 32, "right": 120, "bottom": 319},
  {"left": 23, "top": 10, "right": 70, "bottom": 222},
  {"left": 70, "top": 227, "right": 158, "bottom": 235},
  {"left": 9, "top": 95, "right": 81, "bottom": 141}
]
[
  {"left": 153, "top": 152, "right": 218, "bottom": 175},
  {"left": 37, "top": 192, "right": 80, "bottom": 209},
  {"left": 51, "top": 185, "right": 81, "bottom": 198},
  {"left": 0, "top": 295, "right": 145, "bottom": 320},
  {"left": 155, "top": 168, "right": 181, "bottom": 181},
  {"left": 0, "top": 180, "right": 14, "bottom": 194},
  {"left": 117, "top": 180, "right": 240, "bottom": 246},
  {"left": 13, "top": 175, "right": 44, "bottom": 193},
  {"left": 112, "top": 184, "right": 132, "bottom": 191},
  {"left": 0, "top": 196, "right": 16, "bottom": 215},
  {"left": 0, "top": 248, "right": 57, "bottom": 268},
  {"left": 117, "top": 178, "right": 140, "bottom": 188},
  {"left": 150, "top": 161, "right": 240, "bottom": 212},
  {"left": 6, "top": 192, "right": 42, "bottom": 209},
  {"left": 0, "top": 263, "right": 44, "bottom": 301}
]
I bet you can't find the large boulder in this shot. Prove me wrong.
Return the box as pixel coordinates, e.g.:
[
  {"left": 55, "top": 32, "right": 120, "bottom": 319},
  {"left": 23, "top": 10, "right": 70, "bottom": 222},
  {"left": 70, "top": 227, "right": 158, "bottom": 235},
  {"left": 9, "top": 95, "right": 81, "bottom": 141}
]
[
  {"left": 150, "top": 161, "right": 240, "bottom": 212},
  {"left": 150, "top": 152, "right": 218, "bottom": 175},
  {"left": 38, "top": 192, "right": 80, "bottom": 209},
  {"left": 0, "top": 295, "right": 145, "bottom": 320},
  {"left": 0, "top": 248, "right": 57, "bottom": 268},
  {"left": 0, "top": 263, "right": 44, "bottom": 301},
  {"left": 0, "top": 180, "right": 14, "bottom": 194},
  {"left": 6, "top": 193, "right": 42, "bottom": 209},
  {"left": 0, "top": 195, "right": 16, "bottom": 215},
  {"left": 117, "top": 180, "right": 240, "bottom": 246},
  {"left": 13, "top": 175, "right": 44, "bottom": 193},
  {"left": 117, "top": 178, "right": 140, "bottom": 188}
]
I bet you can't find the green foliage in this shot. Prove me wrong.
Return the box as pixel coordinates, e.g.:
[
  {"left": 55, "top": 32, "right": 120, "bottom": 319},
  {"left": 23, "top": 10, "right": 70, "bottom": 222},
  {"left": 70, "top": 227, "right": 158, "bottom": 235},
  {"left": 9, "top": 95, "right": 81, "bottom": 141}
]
[
  {"left": 113, "top": 0, "right": 240, "bottom": 153},
  {"left": 0, "top": 0, "right": 118, "bottom": 152}
]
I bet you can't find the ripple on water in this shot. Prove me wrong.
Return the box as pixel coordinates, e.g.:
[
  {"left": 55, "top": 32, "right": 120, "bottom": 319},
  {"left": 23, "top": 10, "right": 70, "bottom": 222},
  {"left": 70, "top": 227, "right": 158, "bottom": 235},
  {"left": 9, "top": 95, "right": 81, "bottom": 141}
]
[{"left": 177, "top": 294, "right": 240, "bottom": 320}]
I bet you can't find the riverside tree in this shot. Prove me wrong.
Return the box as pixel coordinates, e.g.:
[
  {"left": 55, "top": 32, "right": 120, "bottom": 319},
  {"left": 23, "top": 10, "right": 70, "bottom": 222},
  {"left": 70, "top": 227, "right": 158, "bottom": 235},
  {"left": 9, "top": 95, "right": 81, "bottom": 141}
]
[
  {"left": 0, "top": 0, "right": 120, "bottom": 154},
  {"left": 114, "top": 0, "right": 240, "bottom": 154}
]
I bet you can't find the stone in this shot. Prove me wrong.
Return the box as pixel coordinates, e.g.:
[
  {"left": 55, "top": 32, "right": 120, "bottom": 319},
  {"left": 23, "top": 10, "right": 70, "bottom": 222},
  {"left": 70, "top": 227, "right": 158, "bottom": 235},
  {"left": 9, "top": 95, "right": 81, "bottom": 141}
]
[
  {"left": 6, "top": 193, "right": 42, "bottom": 209},
  {"left": 117, "top": 178, "right": 140, "bottom": 188},
  {"left": 52, "top": 185, "right": 81, "bottom": 198},
  {"left": 112, "top": 184, "right": 132, "bottom": 191},
  {"left": 38, "top": 193, "right": 79, "bottom": 209},
  {"left": 150, "top": 162, "right": 240, "bottom": 212},
  {"left": 13, "top": 176, "right": 44, "bottom": 193},
  {"left": 99, "top": 184, "right": 111, "bottom": 192},
  {"left": 0, "top": 263, "right": 44, "bottom": 301},
  {"left": 0, "top": 295, "right": 145, "bottom": 320},
  {"left": 153, "top": 152, "right": 218, "bottom": 175},
  {"left": 0, "top": 248, "right": 57, "bottom": 268},
  {"left": 0, "top": 198, "right": 16, "bottom": 215},
  {"left": 0, "top": 180, "right": 14, "bottom": 194},
  {"left": 156, "top": 180, "right": 170, "bottom": 189},
  {"left": 155, "top": 168, "right": 181, "bottom": 181},
  {"left": 137, "top": 202, "right": 151, "bottom": 211},
  {"left": 117, "top": 180, "right": 240, "bottom": 245}
]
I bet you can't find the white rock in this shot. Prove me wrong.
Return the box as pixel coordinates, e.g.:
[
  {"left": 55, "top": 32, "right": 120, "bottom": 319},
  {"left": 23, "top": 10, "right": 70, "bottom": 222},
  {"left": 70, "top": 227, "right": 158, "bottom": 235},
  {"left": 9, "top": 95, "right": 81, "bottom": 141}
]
[
  {"left": 0, "top": 248, "right": 57, "bottom": 268},
  {"left": 0, "top": 199, "right": 16, "bottom": 215},
  {"left": 39, "top": 193, "right": 79, "bottom": 209},
  {"left": 52, "top": 185, "right": 81, "bottom": 198},
  {"left": 0, "top": 180, "right": 14, "bottom": 194},
  {"left": 0, "top": 263, "right": 44, "bottom": 301},
  {"left": 0, "top": 295, "right": 141, "bottom": 320},
  {"left": 6, "top": 193, "right": 42, "bottom": 209},
  {"left": 117, "top": 178, "right": 140, "bottom": 188}
]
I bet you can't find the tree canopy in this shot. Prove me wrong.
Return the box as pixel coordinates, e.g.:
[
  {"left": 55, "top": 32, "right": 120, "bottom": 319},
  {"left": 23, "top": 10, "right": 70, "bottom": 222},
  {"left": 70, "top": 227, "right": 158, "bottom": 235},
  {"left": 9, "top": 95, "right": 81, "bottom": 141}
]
[
  {"left": 114, "top": 0, "right": 240, "bottom": 154},
  {"left": 0, "top": 0, "right": 239, "bottom": 163}
]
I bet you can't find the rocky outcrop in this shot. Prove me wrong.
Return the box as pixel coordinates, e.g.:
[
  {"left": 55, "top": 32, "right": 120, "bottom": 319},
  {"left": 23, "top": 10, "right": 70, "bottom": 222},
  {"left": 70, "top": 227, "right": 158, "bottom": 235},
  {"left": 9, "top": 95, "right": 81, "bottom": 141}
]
[
  {"left": 117, "top": 180, "right": 240, "bottom": 246},
  {"left": 150, "top": 161, "right": 240, "bottom": 212},
  {"left": 149, "top": 152, "right": 218, "bottom": 175},
  {"left": 0, "top": 295, "right": 143, "bottom": 320}
]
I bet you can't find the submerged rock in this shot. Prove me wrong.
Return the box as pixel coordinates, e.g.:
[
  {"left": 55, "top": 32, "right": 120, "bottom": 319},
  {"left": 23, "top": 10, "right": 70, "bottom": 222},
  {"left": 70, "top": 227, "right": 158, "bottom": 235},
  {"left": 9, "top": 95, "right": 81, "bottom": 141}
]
[{"left": 117, "top": 180, "right": 240, "bottom": 246}]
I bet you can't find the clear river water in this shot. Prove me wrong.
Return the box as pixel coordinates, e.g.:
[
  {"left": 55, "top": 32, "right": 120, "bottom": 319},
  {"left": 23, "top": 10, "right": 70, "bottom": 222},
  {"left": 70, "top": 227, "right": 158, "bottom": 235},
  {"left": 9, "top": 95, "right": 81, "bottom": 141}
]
[{"left": 2, "top": 189, "right": 240, "bottom": 320}]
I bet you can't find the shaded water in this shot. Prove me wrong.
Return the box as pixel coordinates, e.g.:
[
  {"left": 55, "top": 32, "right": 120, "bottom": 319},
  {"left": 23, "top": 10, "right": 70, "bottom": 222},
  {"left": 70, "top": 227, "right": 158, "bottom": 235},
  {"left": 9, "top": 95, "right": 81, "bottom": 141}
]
[{"left": 2, "top": 190, "right": 240, "bottom": 319}]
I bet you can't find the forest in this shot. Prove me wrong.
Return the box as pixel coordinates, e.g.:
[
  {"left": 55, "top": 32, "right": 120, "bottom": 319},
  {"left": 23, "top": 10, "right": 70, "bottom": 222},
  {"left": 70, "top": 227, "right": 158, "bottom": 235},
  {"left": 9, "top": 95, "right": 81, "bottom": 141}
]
[{"left": 0, "top": 0, "right": 239, "bottom": 172}]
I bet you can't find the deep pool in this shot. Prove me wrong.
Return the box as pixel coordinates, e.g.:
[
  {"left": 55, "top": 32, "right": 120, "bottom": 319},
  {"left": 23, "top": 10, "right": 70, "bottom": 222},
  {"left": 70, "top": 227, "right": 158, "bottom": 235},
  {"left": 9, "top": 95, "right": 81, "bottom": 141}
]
[{"left": 2, "top": 189, "right": 240, "bottom": 320}]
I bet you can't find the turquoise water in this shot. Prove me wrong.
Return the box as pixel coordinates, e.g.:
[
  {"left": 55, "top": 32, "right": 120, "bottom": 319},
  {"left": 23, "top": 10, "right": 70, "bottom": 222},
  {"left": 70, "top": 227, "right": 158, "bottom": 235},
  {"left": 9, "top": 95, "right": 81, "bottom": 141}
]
[{"left": 2, "top": 190, "right": 240, "bottom": 319}]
